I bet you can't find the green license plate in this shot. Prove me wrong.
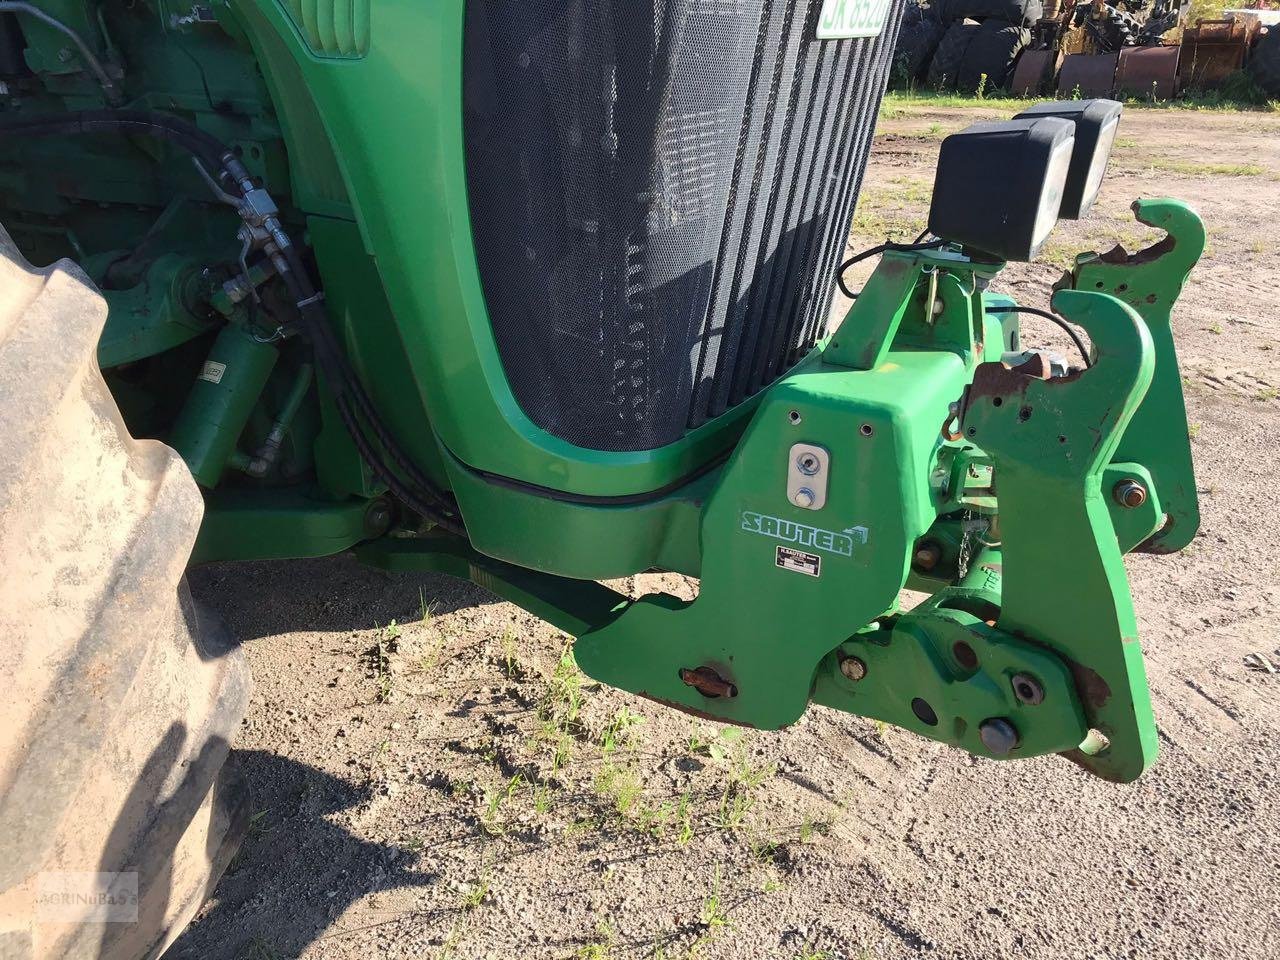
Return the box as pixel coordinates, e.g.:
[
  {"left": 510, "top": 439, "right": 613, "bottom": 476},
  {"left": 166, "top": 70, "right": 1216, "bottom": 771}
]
[{"left": 816, "top": 0, "right": 895, "bottom": 39}]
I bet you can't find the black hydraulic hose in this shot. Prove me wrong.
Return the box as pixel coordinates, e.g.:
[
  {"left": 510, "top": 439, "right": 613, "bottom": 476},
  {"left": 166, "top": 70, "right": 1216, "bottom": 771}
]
[
  {"left": 0, "top": 109, "right": 228, "bottom": 169},
  {"left": 836, "top": 239, "right": 946, "bottom": 299},
  {"left": 273, "top": 243, "right": 460, "bottom": 513},
  {"left": 272, "top": 244, "right": 465, "bottom": 532},
  {"left": 985, "top": 305, "right": 1093, "bottom": 369},
  {"left": 0, "top": 109, "right": 465, "bottom": 532}
]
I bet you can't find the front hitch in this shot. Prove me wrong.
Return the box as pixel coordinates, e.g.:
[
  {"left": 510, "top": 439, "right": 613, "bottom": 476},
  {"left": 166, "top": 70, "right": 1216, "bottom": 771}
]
[{"left": 571, "top": 199, "right": 1202, "bottom": 782}]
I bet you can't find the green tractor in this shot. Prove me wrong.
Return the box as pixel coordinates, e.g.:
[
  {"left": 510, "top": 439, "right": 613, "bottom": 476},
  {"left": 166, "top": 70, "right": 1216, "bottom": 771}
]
[{"left": 0, "top": 2, "right": 1202, "bottom": 956}]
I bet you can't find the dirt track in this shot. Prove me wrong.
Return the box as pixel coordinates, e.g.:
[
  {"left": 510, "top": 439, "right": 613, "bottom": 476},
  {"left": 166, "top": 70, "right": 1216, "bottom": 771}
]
[{"left": 177, "top": 104, "right": 1280, "bottom": 960}]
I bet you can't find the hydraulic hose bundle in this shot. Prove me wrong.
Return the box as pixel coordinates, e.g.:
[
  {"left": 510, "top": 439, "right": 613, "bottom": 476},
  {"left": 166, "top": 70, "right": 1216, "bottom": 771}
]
[{"left": 0, "top": 108, "right": 465, "bottom": 536}]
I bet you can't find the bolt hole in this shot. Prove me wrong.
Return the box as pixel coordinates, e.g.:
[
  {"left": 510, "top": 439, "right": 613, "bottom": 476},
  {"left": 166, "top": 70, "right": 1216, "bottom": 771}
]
[
  {"left": 953, "top": 641, "right": 978, "bottom": 671},
  {"left": 1016, "top": 681, "right": 1035, "bottom": 700},
  {"left": 1058, "top": 435, "right": 1067, "bottom": 444},
  {"left": 859, "top": 423, "right": 874, "bottom": 437},
  {"left": 966, "top": 426, "right": 977, "bottom": 437},
  {"left": 1116, "top": 283, "right": 1128, "bottom": 293},
  {"left": 911, "top": 698, "right": 939, "bottom": 726},
  {"left": 992, "top": 397, "right": 1003, "bottom": 407},
  {"left": 1018, "top": 405, "right": 1033, "bottom": 422},
  {"left": 1095, "top": 280, "right": 1105, "bottom": 289},
  {"left": 788, "top": 410, "right": 802, "bottom": 425}
]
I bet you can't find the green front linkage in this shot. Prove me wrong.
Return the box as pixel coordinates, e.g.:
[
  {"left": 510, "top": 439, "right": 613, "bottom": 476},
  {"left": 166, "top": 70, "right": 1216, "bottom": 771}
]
[{"left": 365, "top": 198, "right": 1202, "bottom": 783}]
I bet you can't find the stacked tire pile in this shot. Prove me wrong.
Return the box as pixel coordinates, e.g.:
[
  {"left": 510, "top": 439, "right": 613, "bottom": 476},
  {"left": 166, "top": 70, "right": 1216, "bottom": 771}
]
[
  {"left": 1253, "top": 26, "right": 1280, "bottom": 99},
  {"left": 894, "top": 0, "right": 1041, "bottom": 93}
]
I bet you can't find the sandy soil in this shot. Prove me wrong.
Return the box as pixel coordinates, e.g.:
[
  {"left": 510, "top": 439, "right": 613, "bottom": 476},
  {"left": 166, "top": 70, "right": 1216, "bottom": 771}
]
[{"left": 175, "top": 105, "right": 1280, "bottom": 960}]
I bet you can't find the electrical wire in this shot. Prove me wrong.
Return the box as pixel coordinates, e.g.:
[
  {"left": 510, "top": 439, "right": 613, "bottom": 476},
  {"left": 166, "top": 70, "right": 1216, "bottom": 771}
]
[
  {"left": 985, "top": 305, "right": 1093, "bottom": 369},
  {"left": 837, "top": 238, "right": 945, "bottom": 298}
]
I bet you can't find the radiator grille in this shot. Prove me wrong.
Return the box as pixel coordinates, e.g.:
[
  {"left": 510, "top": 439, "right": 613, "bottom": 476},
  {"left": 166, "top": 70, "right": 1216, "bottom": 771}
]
[{"left": 464, "top": 0, "right": 904, "bottom": 452}]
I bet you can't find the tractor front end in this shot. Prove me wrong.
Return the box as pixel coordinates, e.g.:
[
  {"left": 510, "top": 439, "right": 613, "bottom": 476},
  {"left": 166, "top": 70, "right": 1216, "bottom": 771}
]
[
  {"left": 0, "top": 7, "right": 1203, "bottom": 880},
  {"left": 0, "top": 2, "right": 1209, "bottom": 950}
]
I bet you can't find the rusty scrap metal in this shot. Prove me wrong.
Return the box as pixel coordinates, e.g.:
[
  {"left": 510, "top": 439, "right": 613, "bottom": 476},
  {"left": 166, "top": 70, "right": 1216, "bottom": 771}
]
[
  {"left": 1057, "top": 52, "right": 1121, "bottom": 97},
  {"left": 1180, "top": 17, "right": 1260, "bottom": 88},
  {"left": 1115, "top": 45, "right": 1181, "bottom": 100}
]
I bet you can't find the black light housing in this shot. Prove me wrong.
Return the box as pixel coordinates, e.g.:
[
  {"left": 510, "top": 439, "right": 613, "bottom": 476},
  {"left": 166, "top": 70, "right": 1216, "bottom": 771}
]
[
  {"left": 1015, "top": 99, "right": 1124, "bottom": 219},
  {"left": 926, "top": 116, "right": 1076, "bottom": 263}
]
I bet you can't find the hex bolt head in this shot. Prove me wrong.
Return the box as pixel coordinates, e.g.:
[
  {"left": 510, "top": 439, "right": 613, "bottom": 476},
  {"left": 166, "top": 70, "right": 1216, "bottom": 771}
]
[
  {"left": 979, "top": 718, "right": 1020, "bottom": 755},
  {"left": 1011, "top": 672, "right": 1045, "bottom": 706},
  {"left": 796, "top": 452, "right": 821, "bottom": 476},
  {"left": 1113, "top": 479, "right": 1148, "bottom": 509},
  {"left": 839, "top": 655, "right": 867, "bottom": 682},
  {"left": 792, "top": 487, "right": 817, "bottom": 509}
]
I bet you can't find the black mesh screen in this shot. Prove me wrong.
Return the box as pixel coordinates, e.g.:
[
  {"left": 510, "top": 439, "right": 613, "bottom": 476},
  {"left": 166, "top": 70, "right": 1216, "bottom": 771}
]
[{"left": 464, "top": 0, "right": 904, "bottom": 452}]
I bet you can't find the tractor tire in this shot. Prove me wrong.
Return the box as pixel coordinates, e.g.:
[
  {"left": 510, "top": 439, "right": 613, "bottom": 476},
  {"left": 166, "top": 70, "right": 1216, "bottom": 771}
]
[
  {"left": 944, "top": 0, "right": 1043, "bottom": 27},
  {"left": 0, "top": 226, "right": 251, "bottom": 960},
  {"left": 1250, "top": 27, "right": 1280, "bottom": 99},
  {"left": 957, "top": 20, "right": 1031, "bottom": 92},
  {"left": 928, "top": 20, "right": 982, "bottom": 89},
  {"left": 894, "top": 0, "right": 947, "bottom": 84}
]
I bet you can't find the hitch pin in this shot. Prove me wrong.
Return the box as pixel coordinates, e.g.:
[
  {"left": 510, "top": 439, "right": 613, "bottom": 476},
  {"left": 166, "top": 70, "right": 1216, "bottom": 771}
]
[{"left": 923, "top": 265, "right": 940, "bottom": 324}]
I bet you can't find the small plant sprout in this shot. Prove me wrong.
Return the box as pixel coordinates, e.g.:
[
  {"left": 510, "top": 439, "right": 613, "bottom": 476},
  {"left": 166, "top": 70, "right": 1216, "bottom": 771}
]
[{"left": 700, "top": 867, "right": 730, "bottom": 930}]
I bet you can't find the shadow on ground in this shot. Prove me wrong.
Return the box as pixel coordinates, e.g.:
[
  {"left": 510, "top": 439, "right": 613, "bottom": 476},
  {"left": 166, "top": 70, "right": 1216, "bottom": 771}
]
[
  {"left": 188, "top": 553, "right": 502, "bottom": 643},
  {"left": 169, "top": 749, "right": 437, "bottom": 960}
]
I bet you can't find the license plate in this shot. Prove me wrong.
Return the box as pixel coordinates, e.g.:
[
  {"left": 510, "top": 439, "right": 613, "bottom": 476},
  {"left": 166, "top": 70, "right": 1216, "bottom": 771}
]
[{"left": 816, "top": 0, "right": 895, "bottom": 39}]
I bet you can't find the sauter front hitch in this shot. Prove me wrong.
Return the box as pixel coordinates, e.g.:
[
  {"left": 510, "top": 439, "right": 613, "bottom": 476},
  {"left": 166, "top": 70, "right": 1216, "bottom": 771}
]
[{"left": 573, "top": 200, "right": 1201, "bottom": 783}]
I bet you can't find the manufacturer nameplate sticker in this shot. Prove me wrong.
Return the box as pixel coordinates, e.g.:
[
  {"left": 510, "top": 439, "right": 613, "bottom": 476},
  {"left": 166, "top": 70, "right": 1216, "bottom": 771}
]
[
  {"left": 199, "top": 361, "right": 227, "bottom": 385},
  {"left": 777, "top": 546, "right": 821, "bottom": 578},
  {"left": 817, "top": 0, "right": 894, "bottom": 40},
  {"left": 741, "top": 511, "right": 869, "bottom": 557}
]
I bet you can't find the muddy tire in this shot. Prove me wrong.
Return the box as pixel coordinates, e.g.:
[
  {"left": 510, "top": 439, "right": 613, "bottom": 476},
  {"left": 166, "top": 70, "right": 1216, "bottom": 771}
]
[
  {"left": 0, "top": 227, "right": 251, "bottom": 959},
  {"left": 894, "top": 0, "right": 947, "bottom": 84},
  {"left": 1250, "top": 27, "right": 1280, "bottom": 99},
  {"left": 956, "top": 20, "right": 1031, "bottom": 92},
  {"left": 927, "top": 20, "right": 981, "bottom": 89}
]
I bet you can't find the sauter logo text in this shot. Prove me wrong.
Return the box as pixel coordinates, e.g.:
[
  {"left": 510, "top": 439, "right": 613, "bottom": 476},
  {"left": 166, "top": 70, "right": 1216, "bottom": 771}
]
[{"left": 741, "top": 511, "right": 869, "bottom": 557}]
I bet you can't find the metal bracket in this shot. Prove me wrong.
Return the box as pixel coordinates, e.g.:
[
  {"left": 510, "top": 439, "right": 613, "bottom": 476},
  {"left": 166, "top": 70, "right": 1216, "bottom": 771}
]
[{"left": 786, "top": 442, "right": 829, "bottom": 511}]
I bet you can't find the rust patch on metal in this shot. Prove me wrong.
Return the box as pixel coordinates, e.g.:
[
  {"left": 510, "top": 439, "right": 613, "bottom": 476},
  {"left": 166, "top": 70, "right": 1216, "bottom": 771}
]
[
  {"left": 1065, "top": 659, "right": 1112, "bottom": 710},
  {"left": 1098, "top": 231, "right": 1176, "bottom": 266},
  {"left": 678, "top": 665, "right": 738, "bottom": 699}
]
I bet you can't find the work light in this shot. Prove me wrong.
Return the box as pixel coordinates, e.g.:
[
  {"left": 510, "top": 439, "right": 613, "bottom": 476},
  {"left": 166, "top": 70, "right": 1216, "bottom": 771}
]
[
  {"left": 926, "top": 116, "right": 1076, "bottom": 263},
  {"left": 1015, "top": 99, "right": 1124, "bottom": 219}
]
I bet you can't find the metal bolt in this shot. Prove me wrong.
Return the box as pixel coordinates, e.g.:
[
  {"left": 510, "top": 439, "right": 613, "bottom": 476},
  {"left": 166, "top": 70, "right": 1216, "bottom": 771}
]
[
  {"left": 1113, "top": 479, "right": 1148, "bottom": 509},
  {"left": 792, "top": 487, "right": 816, "bottom": 509},
  {"left": 364, "top": 500, "right": 393, "bottom": 535},
  {"left": 1011, "top": 673, "right": 1045, "bottom": 706},
  {"left": 913, "top": 540, "right": 942, "bottom": 572},
  {"left": 979, "top": 718, "right": 1020, "bottom": 755},
  {"left": 839, "top": 655, "right": 867, "bottom": 682},
  {"left": 796, "top": 452, "right": 821, "bottom": 476}
]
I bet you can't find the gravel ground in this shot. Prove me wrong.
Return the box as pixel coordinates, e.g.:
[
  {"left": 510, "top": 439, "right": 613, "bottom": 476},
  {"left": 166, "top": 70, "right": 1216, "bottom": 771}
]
[{"left": 175, "top": 104, "right": 1280, "bottom": 960}]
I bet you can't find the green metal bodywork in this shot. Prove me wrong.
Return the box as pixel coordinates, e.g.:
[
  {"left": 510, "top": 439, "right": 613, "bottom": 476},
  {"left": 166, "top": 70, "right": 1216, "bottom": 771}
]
[{"left": 0, "top": 2, "right": 1204, "bottom": 780}]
